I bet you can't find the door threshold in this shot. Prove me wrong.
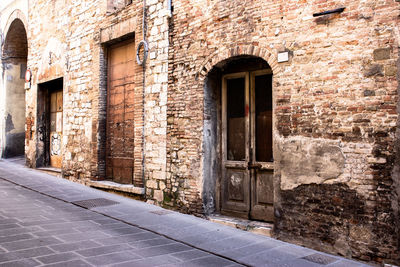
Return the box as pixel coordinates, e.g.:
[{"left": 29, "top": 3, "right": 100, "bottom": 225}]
[
  {"left": 207, "top": 214, "right": 273, "bottom": 237},
  {"left": 36, "top": 167, "right": 62, "bottom": 177},
  {"left": 88, "top": 180, "right": 145, "bottom": 195}
]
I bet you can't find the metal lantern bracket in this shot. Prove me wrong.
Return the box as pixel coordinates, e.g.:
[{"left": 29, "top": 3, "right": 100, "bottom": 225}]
[
  {"left": 136, "top": 40, "right": 148, "bottom": 66},
  {"left": 313, "top": 7, "right": 345, "bottom": 17}
]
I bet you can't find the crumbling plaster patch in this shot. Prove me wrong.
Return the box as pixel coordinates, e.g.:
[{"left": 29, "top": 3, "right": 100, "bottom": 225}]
[
  {"left": 37, "top": 37, "right": 66, "bottom": 83},
  {"left": 276, "top": 135, "right": 377, "bottom": 195},
  {"left": 276, "top": 136, "right": 346, "bottom": 191}
]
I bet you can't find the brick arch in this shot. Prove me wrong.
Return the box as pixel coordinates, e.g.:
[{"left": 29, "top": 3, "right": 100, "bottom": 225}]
[
  {"left": 197, "top": 44, "right": 281, "bottom": 80},
  {"left": 4, "top": 9, "right": 28, "bottom": 42}
]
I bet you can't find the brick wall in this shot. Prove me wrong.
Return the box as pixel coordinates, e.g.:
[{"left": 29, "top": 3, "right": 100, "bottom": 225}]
[
  {"left": 23, "top": 0, "right": 400, "bottom": 263},
  {"left": 25, "top": 0, "right": 164, "bottom": 183},
  {"left": 166, "top": 0, "right": 400, "bottom": 263}
]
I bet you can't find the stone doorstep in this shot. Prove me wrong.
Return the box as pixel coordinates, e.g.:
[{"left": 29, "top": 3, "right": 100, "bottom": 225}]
[
  {"left": 88, "top": 180, "right": 145, "bottom": 195},
  {"left": 207, "top": 214, "right": 273, "bottom": 237},
  {"left": 36, "top": 167, "right": 62, "bottom": 178}
]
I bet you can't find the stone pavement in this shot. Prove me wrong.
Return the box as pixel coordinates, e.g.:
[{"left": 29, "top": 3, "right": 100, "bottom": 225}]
[{"left": 0, "top": 158, "right": 371, "bottom": 267}]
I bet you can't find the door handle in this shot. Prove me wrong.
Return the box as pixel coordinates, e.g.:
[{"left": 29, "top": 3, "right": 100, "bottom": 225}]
[{"left": 248, "top": 163, "right": 262, "bottom": 170}]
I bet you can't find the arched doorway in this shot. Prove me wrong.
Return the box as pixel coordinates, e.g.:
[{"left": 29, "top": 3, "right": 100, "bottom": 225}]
[
  {"left": 2, "top": 18, "right": 28, "bottom": 158},
  {"left": 203, "top": 55, "right": 274, "bottom": 222}
]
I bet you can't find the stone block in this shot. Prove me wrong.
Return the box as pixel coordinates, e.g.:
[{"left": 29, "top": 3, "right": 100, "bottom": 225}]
[
  {"left": 373, "top": 48, "right": 391, "bottom": 61},
  {"left": 153, "top": 190, "right": 163, "bottom": 202}
]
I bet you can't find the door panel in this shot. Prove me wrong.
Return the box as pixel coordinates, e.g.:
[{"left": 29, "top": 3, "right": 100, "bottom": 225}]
[
  {"left": 221, "top": 73, "right": 250, "bottom": 217},
  {"left": 250, "top": 71, "right": 274, "bottom": 221},
  {"left": 50, "top": 90, "right": 62, "bottom": 168},
  {"left": 221, "top": 70, "right": 274, "bottom": 222},
  {"left": 255, "top": 74, "right": 273, "bottom": 162},
  {"left": 223, "top": 168, "right": 250, "bottom": 212},
  {"left": 106, "top": 40, "right": 136, "bottom": 185},
  {"left": 250, "top": 169, "right": 274, "bottom": 221},
  {"left": 226, "top": 77, "right": 246, "bottom": 161}
]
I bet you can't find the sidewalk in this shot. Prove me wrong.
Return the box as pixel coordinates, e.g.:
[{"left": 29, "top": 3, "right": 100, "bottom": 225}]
[{"left": 0, "top": 158, "right": 371, "bottom": 267}]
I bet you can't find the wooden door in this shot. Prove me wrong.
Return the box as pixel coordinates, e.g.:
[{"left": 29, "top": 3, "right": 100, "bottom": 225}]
[
  {"left": 250, "top": 70, "right": 274, "bottom": 221},
  {"left": 221, "top": 73, "right": 251, "bottom": 218},
  {"left": 221, "top": 70, "right": 274, "bottom": 222},
  {"left": 50, "top": 90, "right": 63, "bottom": 168},
  {"left": 106, "top": 40, "right": 136, "bottom": 184}
]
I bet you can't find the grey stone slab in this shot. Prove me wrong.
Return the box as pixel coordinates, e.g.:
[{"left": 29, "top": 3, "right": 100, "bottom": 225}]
[
  {"left": 194, "top": 235, "right": 259, "bottom": 253},
  {"left": 49, "top": 240, "right": 101, "bottom": 253},
  {"left": 20, "top": 219, "right": 67, "bottom": 227},
  {"left": 179, "top": 229, "right": 245, "bottom": 246},
  {"left": 280, "top": 244, "right": 316, "bottom": 257},
  {"left": 111, "top": 254, "right": 183, "bottom": 267},
  {"left": 0, "top": 233, "right": 35, "bottom": 243},
  {"left": 96, "top": 232, "right": 160, "bottom": 246},
  {"left": 38, "top": 221, "right": 99, "bottom": 231},
  {"left": 55, "top": 230, "right": 111, "bottom": 242},
  {"left": 1, "top": 237, "right": 63, "bottom": 251},
  {"left": 75, "top": 222, "right": 128, "bottom": 233},
  {"left": 168, "top": 255, "right": 236, "bottom": 267},
  {"left": 36, "top": 252, "right": 79, "bottom": 264},
  {"left": 90, "top": 218, "right": 120, "bottom": 225},
  {"left": 76, "top": 244, "right": 132, "bottom": 257},
  {"left": 150, "top": 218, "right": 200, "bottom": 229},
  {"left": 163, "top": 212, "right": 207, "bottom": 224},
  {"left": 141, "top": 224, "right": 176, "bottom": 236},
  {"left": 101, "top": 226, "right": 145, "bottom": 236},
  {"left": 0, "top": 224, "right": 20, "bottom": 230},
  {"left": 169, "top": 249, "right": 211, "bottom": 261},
  {"left": 238, "top": 245, "right": 315, "bottom": 266},
  {"left": 64, "top": 214, "right": 107, "bottom": 222},
  {"left": 0, "top": 258, "right": 41, "bottom": 267},
  {"left": 0, "top": 226, "right": 42, "bottom": 236},
  {"left": 133, "top": 243, "right": 193, "bottom": 258},
  {"left": 129, "top": 237, "right": 176, "bottom": 249},
  {"left": 275, "top": 258, "right": 324, "bottom": 267},
  {"left": 327, "top": 259, "right": 368, "bottom": 267},
  {"left": 32, "top": 228, "right": 80, "bottom": 237},
  {"left": 302, "top": 253, "right": 340, "bottom": 265},
  {"left": 0, "top": 247, "right": 54, "bottom": 262},
  {"left": 220, "top": 241, "right": 282, "bottom": 261},
  {"left": 41, "top": 259, "right": 93, "bottom": 267},
  {"left": 0, "top": 219, "right": 19, "bottom": 225},
  {"left": 166, "top": 223, "right": 234, "bottom": 239},
  {"left": 118, "top": 214, "right": 166, "bottom": 226},
  {"left": 85, "top": 251, "right": 141, "bottom": 266}
]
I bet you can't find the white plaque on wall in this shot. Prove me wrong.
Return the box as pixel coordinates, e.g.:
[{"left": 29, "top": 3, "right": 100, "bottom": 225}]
[{"left": 278, "top": 52, "right": 289, "bottom": 63}]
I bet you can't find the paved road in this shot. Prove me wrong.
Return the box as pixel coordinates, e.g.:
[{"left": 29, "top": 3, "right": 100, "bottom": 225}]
[{"left": 0, "top": 158, "right": 370, "bottom": 267}]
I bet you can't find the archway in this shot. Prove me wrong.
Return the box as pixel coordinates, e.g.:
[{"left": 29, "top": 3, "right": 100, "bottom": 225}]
[
  {"left": 203, "top": 55, "right": 275, "bottom": 222},
  {"left": 2, "top": 18, "right": 28, "bottom": 158}
]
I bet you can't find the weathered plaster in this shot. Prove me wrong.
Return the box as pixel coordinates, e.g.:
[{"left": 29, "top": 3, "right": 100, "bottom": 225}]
[{"left": 276, "top": 137, "right": 346, "bottom": 191}]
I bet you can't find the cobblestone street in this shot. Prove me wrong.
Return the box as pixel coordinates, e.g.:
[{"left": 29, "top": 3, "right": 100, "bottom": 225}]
[{"left": 0, "top": 158, "right": 370, "bottom": 267}]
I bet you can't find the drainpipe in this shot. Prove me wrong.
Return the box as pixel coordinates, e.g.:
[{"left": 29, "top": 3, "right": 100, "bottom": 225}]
[
  {"left": 142, "top": 0, "right": 146, "bottom": 41},
  {"left": 0, "top": 22, "right": 4, "bottom": 158},
  {"left": 141, "top": 0, "right": 147, "bottom": 189},
  {"left": 167, "top": 0, "right": 172, "bottom": 17}
]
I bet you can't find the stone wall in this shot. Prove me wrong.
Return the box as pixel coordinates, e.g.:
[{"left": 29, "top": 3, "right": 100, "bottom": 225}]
[
  {"left": 25, "top": 0, "right": 169, "bottom": 189},
  {"left": 0, "top": 1, "right": 28, "bottom": 158},
  {"left": 142, "top": 0, "right": 170, "bottom": 205},
  {"left": 20, "top": 0, "right": 400, "bottom": 264},
  {"left": 165, "top": 0, "right": 400, "bottom": 263},
  {"left": 2, "top": 18, "right": 27, "bottom": 157}
]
